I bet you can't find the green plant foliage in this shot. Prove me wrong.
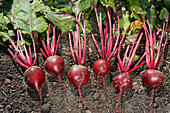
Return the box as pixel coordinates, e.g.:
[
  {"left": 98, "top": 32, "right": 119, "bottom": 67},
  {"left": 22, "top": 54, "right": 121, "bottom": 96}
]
[
  {"left": 147, "top": 4, "right": 156, "bottom": 29},
  {"left": 11, "top": 0, "right": 48, "bottom": 36},
  {"left": 159, "top": 8, "right": 168, "bottom": 21},
  {"left": 44, "top": 11, "right": 75, "bottom": 32}
]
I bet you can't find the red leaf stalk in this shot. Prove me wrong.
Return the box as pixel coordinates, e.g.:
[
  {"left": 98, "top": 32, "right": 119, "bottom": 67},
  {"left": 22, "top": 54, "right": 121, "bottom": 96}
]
[
  {"left": 91, "top": 1, "right": 120, "bottom": 62},
  {"left": 67, "top": 5, "right": 87, "bottom": 65},
  {"left": 141, "top": 13, "right": 169, "bottom": 69},
  {"left": 40, "top": 23, "right": 62, "bottom": 58},
  {"left": 7, "top": 30, "right": 37, "bottom": 69}
]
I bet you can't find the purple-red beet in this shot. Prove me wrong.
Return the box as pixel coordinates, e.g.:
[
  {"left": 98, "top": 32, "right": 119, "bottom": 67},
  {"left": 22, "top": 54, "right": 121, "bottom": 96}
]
[
  {"left": 24, "top": 66, "right": 45, "bottom": 104},
  {"left": 141, "top": 69, "right": 164, "bottom": 113},
  {"left": 112, "top": 73, "right": 132, "bottom": 113},
  {"left": 113, "top": 73, "right": 132, "bottom": 93},
  {"left": 141, "top": 69, "right": 164, "bottom": 89},
  {"left": 93, "top": 59, "right": 110, "bottom": 96},
  {"left": 45, "top": 55, "right": 64, "bottom": 76},
  {"left": 68, "top": 65, "right": 89, "bottom": 87},
  {"left": 93, "top": 59, "right": 110, "bottom": 75},
  {"left": 68, "top": 65, "right": 90, "bottom": 109},
  {"left": 45, "top": 55, "right": 68, "bottom": 102},
  {"left": 140, "top": 12, "right": 169, "bottom": 113}
]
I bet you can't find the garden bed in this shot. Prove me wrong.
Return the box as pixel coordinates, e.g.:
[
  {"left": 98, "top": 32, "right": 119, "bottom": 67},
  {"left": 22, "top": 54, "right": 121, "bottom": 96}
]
[{"left": 0, "top": 36, "right": 169, "bottom": 113}]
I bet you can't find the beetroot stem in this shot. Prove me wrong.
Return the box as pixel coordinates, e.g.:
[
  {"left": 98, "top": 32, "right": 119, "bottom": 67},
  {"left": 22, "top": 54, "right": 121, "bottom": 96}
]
[
  {"left": 54, "top": 30, "right": 61, "bottom": 55},
  {"left": 91, "top": 33, "right": 103, "bottom": 57},
  {"left": 104, "top": 21, "right": 108, "bottom": 55},
  {"left": 46, "top": 23, "right": 51, "bottom": 56},
  {"left": 69, "top": 33, "right": 76, "bottom": 63},
  {"left": 77, "top": 24, "right": 82, "bottom": 62},
  {"left": 106, "top": 9, "right": 113, "bottom": 57},
  {"left": 122, "top": 45, "right": 130, "bottom": 67},
  {"left": 154, "top": 22, "right": 166, "bottom": 67},
  {"left": 19, "top": 30, "right": 31, "bottom": 65},
  {"left": 57, "top": 75, "right": 68, "bottom": 103},
  {"left": 32, "top": 35, "right": 37, "bottom": 66},
  {"left": 125, "top": 32, "right": 143, "bottom": 72},
  {"left": 151, "top": 88, "right": 154, "bottom": 113},
  {"left": 7, "top": 48, "right": 29, "bottom": 69},
  {"left": 78, "top": 86, "right": 91, "bottom": 110},
  {"left": 51, "top": 25, "right": 56, "bottom": 55}
]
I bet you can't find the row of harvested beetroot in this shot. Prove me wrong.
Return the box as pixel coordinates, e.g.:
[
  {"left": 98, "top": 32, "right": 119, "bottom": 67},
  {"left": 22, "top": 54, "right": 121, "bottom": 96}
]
[{"left": 2, "top": 2, "right": 169, "bottom": 113}]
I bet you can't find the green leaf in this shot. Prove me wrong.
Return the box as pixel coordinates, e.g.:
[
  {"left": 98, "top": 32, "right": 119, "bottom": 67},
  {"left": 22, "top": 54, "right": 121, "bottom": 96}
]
[
  {"left": 100, "top": 0, "right": 114, "bottom": 8},
  {"left": 132, "top": 54, "right": 140, "bottom": 62},
  {"left": 159, "top": 8, "right": 168, "bottom": 20},
  {"left": 120, "top": 12, "right": 130, "bottom": 32},
  {"left": 85, "top": 20, "right": 92, "bottom": 34},
  {"left": 11, "top": 0, "right": 48, "bottom": 36},
  {"left": 8, "top": 30, "right": 15, "bottom": 37},
  {"left": 0, "top": 32, "right": 11, "bottom": 42},
  {"left": 0, "top": 13, "right": 8, "bottom": 26},
  {"left": 45, "top": 11, "right": 75, "bottom": 32},
  {"left": 147, "top": 4, "right": 156, "bottom": 29},
  {"left": 128, "top": 0, "right": 146, "bottom": 18}
]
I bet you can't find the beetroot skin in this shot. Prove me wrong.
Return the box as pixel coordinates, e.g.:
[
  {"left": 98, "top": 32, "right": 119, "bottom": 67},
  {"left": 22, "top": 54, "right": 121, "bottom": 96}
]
[
  {"left": 45, "top": 55, "right": 64, "bottom": 76},
  {"left": 24, "top": 66, "right": 45, "bottom": 100},
  {"left": 113, "top": 73, "right": 132, "bottom": 93},
  {"left": 68, "top": 65, "right": 90, "bottom": 87},
  {"left": 93, "top": 59, "right": 110, "bottom": 75},
  {"left": 141, "top": 69, "right": 164, "bottom": 89}
]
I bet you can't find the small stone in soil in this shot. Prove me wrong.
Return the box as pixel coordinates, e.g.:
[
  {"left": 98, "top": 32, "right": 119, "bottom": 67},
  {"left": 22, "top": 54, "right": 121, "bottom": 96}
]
[
  {"left": 41, "top": 103, "right": 51, "bottom": 113},
  {"left": 86, "top": 110, "right": 91, "bottom": 113},
  {"left": 4, "top": 79, "right": 11, "bottom": 85}
]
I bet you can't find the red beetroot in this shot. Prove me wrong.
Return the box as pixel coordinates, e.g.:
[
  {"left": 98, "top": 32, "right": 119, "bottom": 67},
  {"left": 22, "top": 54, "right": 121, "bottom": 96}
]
[
  {"left": 24, "top": 66, "right": 45, "bottom": 103},
  {"left": 93, "top": 59, "right": 110, "bottom": 96},
  {"left": 92, "top": 1, "right": 120, "bottom": 97},
  {"left": 141, "top": 69, "right": 164, "bottom": 89},
  {"left": 93, "top": 59, "right": 110, "bottom": 75},
  {"left": 68, "top": 65, "right": 90, "bottom": 109},
  {"left": 113, "top": 73, "right": 132, "bottom": 93},
  {"left": 66, "top": 3, "right": 91, "bottom": 109},
  {"left": 5, "top": 30, "right": 45, "bottom": 110},
  {"left": 112, "top": 19, "right": 145, "bottom": 113},
  {"left": 45, "top": 55, "right": 64, "bottom": 77},
  {"left": 140, "top": 12, "right": 169, "bottom": 113},
  {"left": 68, "top": 65, "right": 89, "bottom": 87},
  {"left": 40, "top": 24, "right": 68, "bottom": 102}
]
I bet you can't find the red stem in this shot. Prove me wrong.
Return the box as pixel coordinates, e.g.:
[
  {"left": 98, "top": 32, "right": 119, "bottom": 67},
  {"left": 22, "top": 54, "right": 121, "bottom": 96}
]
[
  {"left": 125, "top": 32, "right": 143, "bottom": 72},
  {"left": 91, "top": 33, "right": 103, "bottom": 57},
  {"left": 46, "top": 23, "right": 51, "bottom": 56},
  {"left": 51, "top": 25, "right": 56, "bottom": 55},
  {"left": 54, "top": 30, "right": 61, "bottom": 55},
  {"left": 78, "top": 86, "right": 91, "bottom": 110},
  {"left": 69, "top": 33, "right": 76, "bottom": 63},
  {"left": 57, "top": 75, "right": 68, "bottom": 103},
  {"left": 150, "top": 88, "right": 154, "bottom": 113}
]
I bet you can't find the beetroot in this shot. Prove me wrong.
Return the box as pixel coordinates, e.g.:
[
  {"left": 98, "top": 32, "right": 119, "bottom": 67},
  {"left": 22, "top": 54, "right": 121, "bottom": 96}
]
[
  {"left": 93, "top": 59, "right": 110, "bottom": 96},
  {"left": 140, "top": 12, "right": 169, "bottom": 113},
  {"left": 66, "top": 3, "right": 91, "bottom": 109},
  {"left": 93, "top": 59, "right": 110, "bottom": 75},
  {"left": 68, "top": 65, "right": 90, "bottom": 109},
  {"left": 113, "top": 73, "right": 132, "bottom": 113},
  {"left": 5, "top": 30, "right": 46, "bottom": 110},
  {"left": 24, "top": 66, "right": 45, "bottom": 102},
  {"left": 68, "top": 65, "right": 89, "bottom": 87},
  {"left": 113, "top": 73, "right": 132, "bottom": 93},
  {"left": 113, "top": 17, "right": 145, "bottom": 112},
  {"left": 45, "top": 55, "right": 64, "bottom": 77},
  {"left": 141, "top": 69, "right": 164, "bottom": 89}
]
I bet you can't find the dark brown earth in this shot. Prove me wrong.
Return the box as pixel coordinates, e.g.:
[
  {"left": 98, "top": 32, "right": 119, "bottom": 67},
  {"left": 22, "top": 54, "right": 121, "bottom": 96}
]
[{"left": 0, "top": 36, "right": 169, "bottom": 113}]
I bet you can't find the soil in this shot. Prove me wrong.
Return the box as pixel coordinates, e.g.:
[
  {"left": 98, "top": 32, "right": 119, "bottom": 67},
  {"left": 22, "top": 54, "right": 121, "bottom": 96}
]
[{"left": 0, "top": 35, "right": 169, "bottom": 113}]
